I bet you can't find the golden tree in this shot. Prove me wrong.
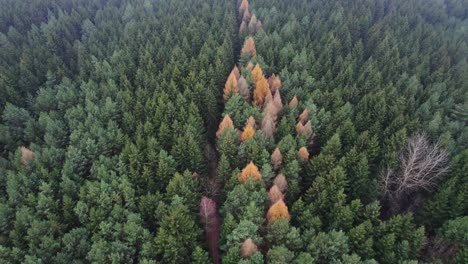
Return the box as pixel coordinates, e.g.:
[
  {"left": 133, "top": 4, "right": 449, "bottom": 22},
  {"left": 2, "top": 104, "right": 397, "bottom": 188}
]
[
  {"left": 273, "top": 174, "right": 288, "bottom": 192},
  {"left": 241, "top": 37, "right": 256, "bottom": 57},
  {"left": 238, "top": 161, "right": 262, "bottom": 183},
  {"left": 253, "top": 77, "right": 269, "bottom": 105},
  {"left": 216, "top": 115, "right": 234, "bottom": 137},
  {"left": 251, "top": 64, "right": 263, "bottom": 84},
  {"left": 270, "top": 147, "right": 283, "bottom": 170},
  {"left": 268, "top": 185, "right": 284, "bottom": 204},
  {"left": 289, "top": 95, "right": 299, "bottom": 107},
  {"left": 267, "top": 200, "right": 290, "bottom": 223},
  {"left": 298, "top": 147, "right": 310, "bottom": 161},
  {"left": 240, "top": 238, "right": 257, "bottom": 258},
  {"left": 223, "top": 73, "right": 239, "bottom": 101},
  {"left": 241, "top": 126, "right": 255, "bottom": 142}
]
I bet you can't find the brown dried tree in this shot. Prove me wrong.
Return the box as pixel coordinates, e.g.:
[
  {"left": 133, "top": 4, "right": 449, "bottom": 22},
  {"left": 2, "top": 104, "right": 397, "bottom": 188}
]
[
  {"left": 261, "top": 113, "right": 276, "bottom": 138},
  {"left": 271, "top": 147, "right": 283, "bottom": 170},
  {"left": 268, "top": 185, "right": 284, "bottom": 204},
  {"left": 273, "top": 174, "right": 288, "bottom": 192},
  {"left": 298, "top": 147, "right": 310, "bottom": 161},
  {"left": 240, "top": 238, "right": 257, "bottom": 258},
  {"left": 248, "top": 14, "right": 258, "bottom": 35},
  {"left": 238, "top": 76, "right": 250, "bottom": 101},
  {"left": 289, "top": 95, "right": 298, "bottom": 107},
  {"left": 20, "top": 146, "right": 34, "bottom": 165}
]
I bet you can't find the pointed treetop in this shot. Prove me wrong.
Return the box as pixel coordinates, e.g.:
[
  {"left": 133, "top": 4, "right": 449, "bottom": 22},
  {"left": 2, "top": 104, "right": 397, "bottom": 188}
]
[
  {"left": 216, "top": 115, "right": 234, "bottom": 137},
  {"left": 242, "top": 8, "right": 251, "bottom": 22},
  {"left": 298, "top": 109, "right": 309, "bottom": 124},
  {"left": 271, "top": 75, "right": 282, "bottom": 93},
  {"left": 232, "top": 65, "right": 240, "bottom": 80},
  {"left": 261, "top": 113, "right": 276, "bottom": 138},
  {"left": 251, "top": 64, "right": 264, "bottom": 84},
  {"left": 240, "top": 238, "right": 257, "bottom": 258},
  {"left": 241, "top": 126, "right": 255, "bottom": 142},
  {"left": 289, "top": 95, "right": 299, "bottom": 107},
  {"left": 239, "top": 161, "right": 262, "bottom": 183},
  {"left": 256, "top": 20, "right": 263, "bottom": 32},
  {"left": 248, "top": 14, "right": 258, "bottom": 35},
  {"left": 253, "top": 77, "right": 270, "bottom": 106},
  {"left": 241, "top": 37, "right": 256, "bottom": 57},
  {"left": 239, "top": 20, "right": 247, "bottom": 35},
  {"left": 238, "top": 76, "right": 250, "bottom": 101},
  {"left": 271, "top": 147, "right": 283, "bottom": 170},
  {"left": 239, "top": 0, "right": 249, "bottom": 13},
  {"left": 267, "top": 200, "right": 290, "bottom": 223},
  {"left": 298, "top": 147, "right": 310, "bottom": 161},
  {"left": 273, "top": 90, "right": 283, "bottom": 113},
  {"left": 223, "top": 72, "right": 239, "bottom": 101}
]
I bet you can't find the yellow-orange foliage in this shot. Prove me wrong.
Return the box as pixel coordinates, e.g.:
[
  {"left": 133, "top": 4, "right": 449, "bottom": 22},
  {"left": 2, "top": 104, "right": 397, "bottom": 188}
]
[
  {"left": 268, "top": 185, "right": 284, "bottom": 204},
  {"left": 298, "top": 147, "right": 310, "bottom": 161},
  {"left": 241, "top": 126, "right": 255, "bottom": 142},
  {"left": 240, "top": 238, "right": 257, "bottom": 258},
  {"left": 223, "top": 73, "right": 239, "bottom": 101},
  {"left": 271, "top": 147, "right": 282, "bottom": 170},
  {"left": 20, "top": 146, "right": 34, "bottom": 165},
  {"left": 298, "top": 109, "right": 309, "bottom": 124},
  {"left": 253, "top": 77, "right": 269, "bottom": 105},
  {"left": 232, "top": 65, "right": 240, "bottom": 80},
  {"left": 274, "top": 174, "right": 288, "bottom": 192},
  {"left": 239, "top": 0, "right": 249, "bottom": 13},
  {"left": 289, "top": 95, "right": 299, "bottom": 107},
  {"left": 267, "top": 200, "right": 290, "bottom": 223},
  {"left": 251, "top": 64, "right": 263, "bottom": 84},
  {"left": 241, "top": 37, "right": 256, "bottom": 57},
  {"left": 239, "top": 162, "right": 262, "bottom": 183},
  {"left": 216, "top": 115, "right": 234, "bottom": 137}
]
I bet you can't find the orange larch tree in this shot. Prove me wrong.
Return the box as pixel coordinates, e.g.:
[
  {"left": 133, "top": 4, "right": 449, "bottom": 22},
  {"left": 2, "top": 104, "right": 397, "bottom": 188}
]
[
  {"left": 238, "top": 161, "right": 262, "bottom": 183},
  {"left": 267, "top": 200, "right": 290, "bottom": 223},
  {"left": 232, "top": 65, "right": 240, "bottom": 80},
  {"left": 253, "top": 77, "right": 269, "bottom": 105},
  {"left": 251, "top": 64, "right": 263, "bottom": 84},
  {"left": 289, "top": 95, "right": 299, "bottom": 107},
  {"left": 241, "top": 126, "right": 255, "bottom": 142},
  {"left": 216, "top": 115, "right": 234, "bottom": 137},
  {"left": 223, "top": 73, "right": 239, "bottom": 101}
]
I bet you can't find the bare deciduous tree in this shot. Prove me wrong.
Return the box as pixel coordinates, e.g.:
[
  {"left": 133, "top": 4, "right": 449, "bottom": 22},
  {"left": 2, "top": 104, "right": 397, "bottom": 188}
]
[{"left": 380, "top": 133, "right": 450, "bottom": 213}]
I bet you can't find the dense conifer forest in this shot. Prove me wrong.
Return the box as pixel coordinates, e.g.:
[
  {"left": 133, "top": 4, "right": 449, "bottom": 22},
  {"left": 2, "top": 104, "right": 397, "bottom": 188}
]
[{"left": 0, "top": 0, "right": 466, "bottom": 263}]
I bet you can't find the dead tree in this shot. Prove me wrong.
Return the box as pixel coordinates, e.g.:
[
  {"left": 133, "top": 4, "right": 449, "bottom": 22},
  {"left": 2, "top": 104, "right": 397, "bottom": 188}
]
[{"left": 380, "top": 133, "right": 449, "bottom": 214}]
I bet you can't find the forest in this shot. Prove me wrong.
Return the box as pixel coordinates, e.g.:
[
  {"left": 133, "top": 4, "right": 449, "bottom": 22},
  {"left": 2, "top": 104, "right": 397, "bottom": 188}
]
[{"left": 0, "top": 0, "right": 466, "bottom": 263}]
